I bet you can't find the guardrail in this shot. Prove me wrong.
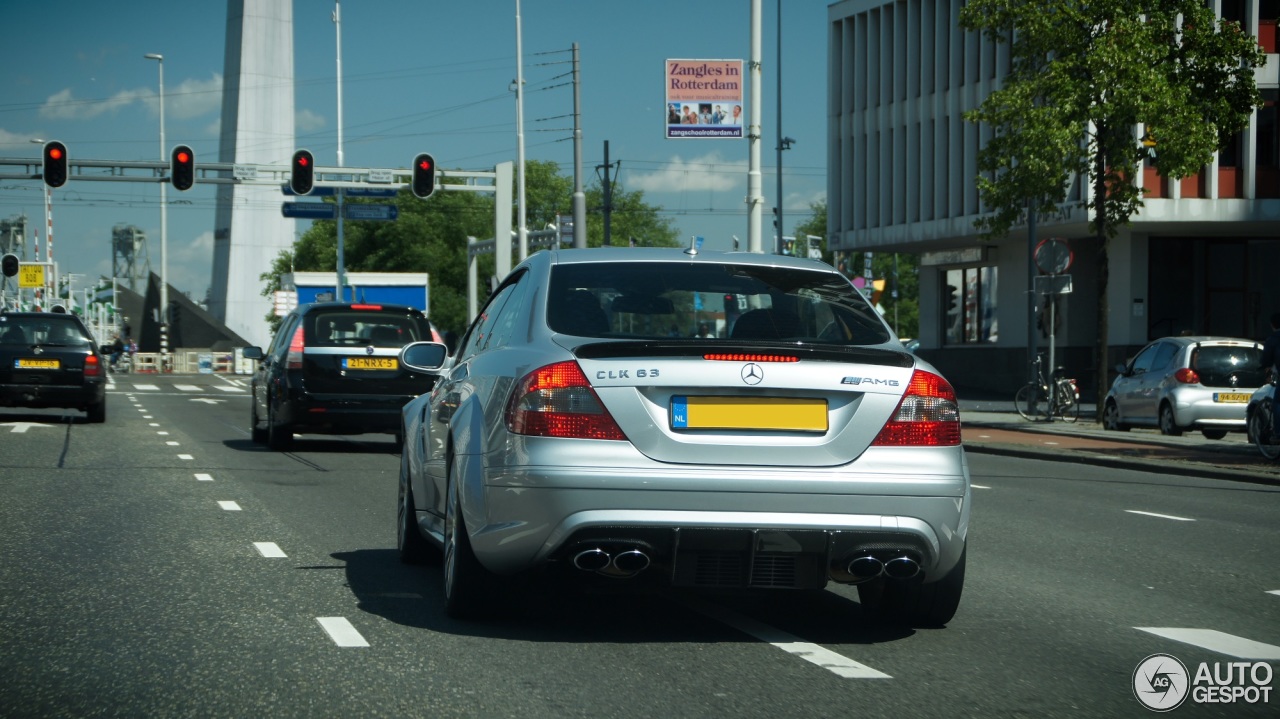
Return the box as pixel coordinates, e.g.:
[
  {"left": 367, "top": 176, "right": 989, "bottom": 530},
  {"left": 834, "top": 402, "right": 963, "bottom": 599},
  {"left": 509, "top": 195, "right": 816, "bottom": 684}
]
[{"left": 120, "top": 349, "right": 252, "bottom": 374}]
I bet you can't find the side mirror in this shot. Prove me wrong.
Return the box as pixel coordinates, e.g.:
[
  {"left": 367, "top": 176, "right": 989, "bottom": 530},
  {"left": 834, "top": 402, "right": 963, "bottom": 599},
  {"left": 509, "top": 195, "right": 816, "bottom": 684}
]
[
  {"left": 242, "top": 346, "right": 264, "bottom": 361},
  {"left": 1113, "top": 363, "right": 1129, "bottom": 377},
  {"left": 400, "top": 341, "right": 448, "bottom": 374}
]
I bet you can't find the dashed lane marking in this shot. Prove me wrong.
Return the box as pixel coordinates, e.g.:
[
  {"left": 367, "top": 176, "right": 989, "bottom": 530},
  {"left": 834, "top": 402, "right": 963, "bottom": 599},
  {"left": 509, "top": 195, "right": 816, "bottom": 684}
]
[
  {"left": 175, "top": 384, "right": 201, "bottom": 392},
  {"left": 1126, "top": 510, "right": 1195, "bottom": 522},
  {"left": 316, "top": 617, "right": 369, "bottom": 648},
  {"left": 1267, "top": 590, "right": 1280, "bottom": 597},
  {"left": 157, "top": 431, "right": 169, "bottom": 435},
  {"left": 971, "top": 484, "right": 991, "bottom": 489},
  {"left": 1136, "top": 628, "right": 1280, "bottom": 660},
  {"left": 194, "top": 473, "right": 213, "bottom": 482},
  {"left": 686, "top": 599, "right": 891, "bottom": 679},
  {"left": 254, "top": 542, "right": 287, "bottom": 558},
  {"left": 217, "top": 501, "right": 241, "bottom": 511},
  {"left": 178, "top": 454, "right": 193, "bottom": 460},
  {"left": 134, "top": 384, "right": 160, "bottom": 391},
  {"left": 166, "top": 441, "right": 180, "bottom": 446}
]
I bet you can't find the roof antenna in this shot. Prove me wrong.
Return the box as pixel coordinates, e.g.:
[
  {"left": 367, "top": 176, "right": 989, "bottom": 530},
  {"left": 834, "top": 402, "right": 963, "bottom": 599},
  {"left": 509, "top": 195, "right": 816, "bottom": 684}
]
[{"left": 685, "top": 235, "right": 698, "bottom": 256}]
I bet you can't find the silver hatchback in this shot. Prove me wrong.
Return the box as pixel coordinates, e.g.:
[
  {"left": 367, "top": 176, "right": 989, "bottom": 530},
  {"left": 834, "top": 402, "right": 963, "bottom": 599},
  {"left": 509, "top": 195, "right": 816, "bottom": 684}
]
[
  {"left": 395, "top": 248, "right": 970, "bottom": 625},
  {"left": 1103, "top": 336, "right": 1266, "bottom": 439}
]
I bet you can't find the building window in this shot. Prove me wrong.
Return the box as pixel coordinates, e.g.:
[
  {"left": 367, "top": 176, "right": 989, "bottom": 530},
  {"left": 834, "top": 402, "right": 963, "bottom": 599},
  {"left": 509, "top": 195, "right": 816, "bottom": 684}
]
[
  {"left": 1259, "top": 90, "right": 1279, "bottom": 168},
  {"left": 943, "top": 266, "right": 999, "bottom": 345}
]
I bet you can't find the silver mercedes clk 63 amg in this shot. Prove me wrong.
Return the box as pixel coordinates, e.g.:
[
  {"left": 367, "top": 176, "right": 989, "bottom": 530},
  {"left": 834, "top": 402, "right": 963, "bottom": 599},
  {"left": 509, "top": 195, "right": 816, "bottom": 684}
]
[{"left": 395, "top": 248, "right": 970, "bottom": 625}]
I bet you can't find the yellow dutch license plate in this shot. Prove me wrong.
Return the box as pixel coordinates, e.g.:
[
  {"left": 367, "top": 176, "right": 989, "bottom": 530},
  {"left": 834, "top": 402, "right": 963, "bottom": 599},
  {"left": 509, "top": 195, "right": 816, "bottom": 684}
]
[
  {"left": 16, "top": 358, "right": 60, "bottom": 369},
  {"left": 344, "top": 357, "right": 398, "bottom": 370},
  {"left": 671, "top": 396, "right": 828, "bottom": 432},
  {"left": 1214, "top": 392, "right": 1250, "bottom": 403}
]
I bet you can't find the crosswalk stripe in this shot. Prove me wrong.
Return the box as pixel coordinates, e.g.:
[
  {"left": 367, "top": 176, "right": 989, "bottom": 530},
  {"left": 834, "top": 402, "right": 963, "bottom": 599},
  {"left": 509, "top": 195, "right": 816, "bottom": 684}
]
[
  {"left": 133, "top": 384, "right": 160, "bottom": 391},
  {"left": 316, "top": 617, "right": 369, "bottom": 648},
  {"left": 1136, "top": 628, "right": 1280, "bottom": 660},
  {"left": 175, "top": 384, "right": 201, "bottom": 392},
  {"left": 214, "top": 385, "right": 244, "bottom": 392}
]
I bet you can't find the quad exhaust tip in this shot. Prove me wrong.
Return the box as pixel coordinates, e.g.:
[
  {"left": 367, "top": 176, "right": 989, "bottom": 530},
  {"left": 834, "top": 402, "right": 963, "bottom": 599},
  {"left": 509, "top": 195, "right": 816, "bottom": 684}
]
[
  {"left": 846, "top": 554, "right": 920, "bottom": 582},
  {"left": 883, "top": 556, "right": 920, "bottom": 580},
  {"left": 572, "top": 548, "right": 611, "bottom": 572},
  {"left": 612, "top": 549, "right": 651, "bottom": 574}
]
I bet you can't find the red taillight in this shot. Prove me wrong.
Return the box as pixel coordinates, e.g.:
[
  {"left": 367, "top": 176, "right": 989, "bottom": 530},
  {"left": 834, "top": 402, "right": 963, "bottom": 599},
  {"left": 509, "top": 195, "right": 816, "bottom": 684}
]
[
  {"left": 703, "top": 353, "right": 799, "bottom": 363},
  {"left": 349, "top": 304, "right": 382, "bottom": 311},
  {"left": 286, "top": 326, "right": 305, "bottom": 369},
  {"left": 84, "top": 354, "right": 101, "bottom": 377},
  {"left": 506, "top": 360, "right": 627, "bottom": 440},
  {"left": 1174, "top": 368, "right": 1199, "bottom": 384},
  {"left": 871, "top": 369, "right": 961, "bottom": 447}
]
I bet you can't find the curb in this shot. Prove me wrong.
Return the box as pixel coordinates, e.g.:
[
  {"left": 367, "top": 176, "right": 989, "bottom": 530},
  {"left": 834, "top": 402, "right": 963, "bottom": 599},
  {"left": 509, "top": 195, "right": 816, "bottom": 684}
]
[{"left": 963, "top": 441, "right": 1280, "bottom": 487}]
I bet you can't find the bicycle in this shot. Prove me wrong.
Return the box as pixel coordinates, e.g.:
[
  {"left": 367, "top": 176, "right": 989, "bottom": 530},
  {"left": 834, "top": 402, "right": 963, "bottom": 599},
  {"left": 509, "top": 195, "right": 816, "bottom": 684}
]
[
  {"left": 1249, "top": 385, "right": 1279, "bottom": 460},
  {"left": 1015, "top": 355, "right": 1079, "bottom": 423}
]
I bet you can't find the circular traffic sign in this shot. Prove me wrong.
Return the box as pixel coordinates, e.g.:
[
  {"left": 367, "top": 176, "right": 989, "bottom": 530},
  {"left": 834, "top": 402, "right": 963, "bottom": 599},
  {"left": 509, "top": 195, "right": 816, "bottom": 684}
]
[{"left": 1034, "top": 238, "right": 1072, "bottom": 275}]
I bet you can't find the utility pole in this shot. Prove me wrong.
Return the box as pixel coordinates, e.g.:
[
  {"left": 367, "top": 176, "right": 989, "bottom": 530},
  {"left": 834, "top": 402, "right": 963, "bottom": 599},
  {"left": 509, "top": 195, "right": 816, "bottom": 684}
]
[
  {"left": 334, "top": 0, "right": 347, "bottom": 300},
  {"left": 571, "top": 43, "right": 587, "bottom": 249},
  {"left": 746, "top": 0, "right": 764, "bottom": 253},
  {"left": 514, "top": 0, "right": 529, "bottom": 262},
  {"left": 774, "top": 0, "right": 794, "bottom": 256},
  {"left": 597, "top": 140, "right": 619, "bottom": 246}
]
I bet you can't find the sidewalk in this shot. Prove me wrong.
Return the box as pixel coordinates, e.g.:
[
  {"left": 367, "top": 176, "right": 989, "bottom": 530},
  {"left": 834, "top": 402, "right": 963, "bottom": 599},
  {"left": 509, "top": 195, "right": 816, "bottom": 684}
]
[{"left": 956, "top": 390, "right": 1280, "bottom": 485}]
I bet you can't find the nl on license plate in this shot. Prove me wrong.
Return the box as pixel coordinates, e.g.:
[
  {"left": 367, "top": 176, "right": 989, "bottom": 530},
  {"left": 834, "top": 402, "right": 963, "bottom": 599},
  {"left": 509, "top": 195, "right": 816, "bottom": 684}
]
[
  {"left": 1214, "top": 392, "right": 1250, "bottom": 403},
  {"left": 15, "top": 358, "right": 60, "bottom": 369},
  {"left": 343, "top": 357, "right": 397, "bottom": 370},
  {"left": 670, "top": 396, "right": 828, "bottom": 432}
]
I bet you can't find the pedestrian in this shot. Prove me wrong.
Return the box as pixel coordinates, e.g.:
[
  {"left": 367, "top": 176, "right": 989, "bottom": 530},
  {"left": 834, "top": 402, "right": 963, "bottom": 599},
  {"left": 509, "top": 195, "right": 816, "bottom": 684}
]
[
  {"left": 109, "top": 334, "right": 125, "bottom": 371},
  {"left": 1263, "top": 312, "right": 1280, "bottom": 382}
]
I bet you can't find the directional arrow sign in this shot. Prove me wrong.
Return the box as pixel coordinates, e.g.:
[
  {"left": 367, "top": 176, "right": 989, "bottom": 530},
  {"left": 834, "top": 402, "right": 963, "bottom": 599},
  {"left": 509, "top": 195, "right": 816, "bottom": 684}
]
[
  {"left": 1, "top": 422, "right": 52, "bottom": 433},
  {"left": 282, "top": 202, "right": 338, "bottom": 220},
  {"left": 344, "top": 204, "right": 399, "bottom": 221},
  {"left": 190, "top": 398, "right": 224, "bottom": 404},
  {"left": 281, "top": 186, "right": 399, "bottom": 198}
]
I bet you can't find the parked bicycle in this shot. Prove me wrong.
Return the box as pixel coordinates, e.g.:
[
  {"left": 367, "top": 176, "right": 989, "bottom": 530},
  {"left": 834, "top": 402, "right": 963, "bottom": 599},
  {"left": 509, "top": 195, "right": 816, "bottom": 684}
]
[
  {"left": 1248, "top": 383, "right": 1279, "bottom": 460},
  {"left": 1015, "top": 355, "right": 1080, "bottom": 422}
]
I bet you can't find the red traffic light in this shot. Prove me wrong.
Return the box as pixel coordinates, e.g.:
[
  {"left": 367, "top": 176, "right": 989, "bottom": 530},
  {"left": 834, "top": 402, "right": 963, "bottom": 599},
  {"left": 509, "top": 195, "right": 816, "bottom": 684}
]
[
  {"left": 418, "top": 158, "right": 431, "bottom": 170},
  {"left": 49, "top": 147, "right": 63, "bottom": 160},
  {"left": 176, "top": 151, "right": 190, "bottom": 164},
  {"left": 290, "top": 149, "right": 315, "bottom": 195},
  {"left": 43, "top": 141, "right": 68, "bottom": 188},
  {"left": 171, "top": 144, "right": 195, "bottom": 191},
  {"left": 411, "top": 152, "right": 436, "bottom": 199}
]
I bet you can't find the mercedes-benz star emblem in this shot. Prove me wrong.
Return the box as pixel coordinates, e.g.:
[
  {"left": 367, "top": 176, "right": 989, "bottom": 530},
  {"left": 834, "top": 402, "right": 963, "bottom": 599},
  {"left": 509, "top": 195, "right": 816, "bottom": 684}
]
[{"left": 740, "top": 363, "right": 763, "bottom": 385}]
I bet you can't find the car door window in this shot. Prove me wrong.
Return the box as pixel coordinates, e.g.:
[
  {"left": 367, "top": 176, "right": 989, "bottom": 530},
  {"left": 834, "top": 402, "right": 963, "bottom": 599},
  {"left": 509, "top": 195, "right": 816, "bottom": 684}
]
[
  {"left": 483, "top": 273, "right": 530, "bottom": 350},
  {"left": 456, "top": 280, "right": 521, "bottom": 363},
  {"left": 1150, "top": 342, "right": 1178, "bottom": 373},
  {"left": 270, "top": 315, "right": 300, "bottom": 361},
  {"left": 1129, "top": 344, "right": 1160, "bottom": 376}
]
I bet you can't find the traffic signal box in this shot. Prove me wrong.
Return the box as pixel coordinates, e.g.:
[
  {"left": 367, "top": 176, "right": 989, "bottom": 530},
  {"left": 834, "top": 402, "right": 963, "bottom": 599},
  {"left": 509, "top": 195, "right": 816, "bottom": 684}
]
[
  {"left": 1, "top": 254, "right": 18, "bottom": 278},
  {"left": 412, "top": 153, "right": 436, "bottom": 198},
  {"left": 170, "top": 145, "right": 195, "bottom": 191},
  {"left": 43, "top": 141, "right": 68, "bottom": 188},
  {"left": 291, "top": 149, "right": 315, "bottom": 195}
]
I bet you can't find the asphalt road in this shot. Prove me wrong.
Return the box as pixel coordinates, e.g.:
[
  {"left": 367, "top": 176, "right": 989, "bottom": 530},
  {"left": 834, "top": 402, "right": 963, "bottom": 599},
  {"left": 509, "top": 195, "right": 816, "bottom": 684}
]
[{"left": 0, "top": 373, "right": 1277, "bottom": 718}]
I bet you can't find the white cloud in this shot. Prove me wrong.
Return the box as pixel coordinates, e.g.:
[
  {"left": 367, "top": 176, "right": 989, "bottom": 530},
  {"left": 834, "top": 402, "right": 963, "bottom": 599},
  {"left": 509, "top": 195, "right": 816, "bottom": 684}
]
[
  {"left": 295, "top": 109, "right": 325, "bottom": 132},
  {"left": 39, "top": 73, "right": 222, "bottom": 122},
  {"left": 627, "top": 152, "right": 746, "bottom": 194},
  {"left": 0, "top": 128, "right": 36, "bottom": 147}
]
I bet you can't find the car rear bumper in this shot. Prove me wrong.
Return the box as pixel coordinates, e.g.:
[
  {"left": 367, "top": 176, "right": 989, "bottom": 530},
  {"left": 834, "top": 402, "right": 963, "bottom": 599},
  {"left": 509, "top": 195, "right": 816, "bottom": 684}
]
[
  {"left": 278, "top": 392, "right": 410, "bottom": 434},
  {"left": 1171, "top": 391, "right": 1252, "bottom": 428},
  {"left": 0, "top": 382, "right": 105, "bottom": 410}
]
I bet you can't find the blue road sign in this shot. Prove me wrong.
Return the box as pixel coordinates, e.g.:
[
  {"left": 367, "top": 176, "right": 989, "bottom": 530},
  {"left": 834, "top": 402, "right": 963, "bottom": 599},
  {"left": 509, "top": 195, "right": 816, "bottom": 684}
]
[
  {"left": 281, "top": 185, "right": 399, "bottom": 198},
  {"left": 344, "top": 204, "right": 399, "bottom": 221},
  {"left": 281, "top": 202, "right": 338, "bottom": 219}
]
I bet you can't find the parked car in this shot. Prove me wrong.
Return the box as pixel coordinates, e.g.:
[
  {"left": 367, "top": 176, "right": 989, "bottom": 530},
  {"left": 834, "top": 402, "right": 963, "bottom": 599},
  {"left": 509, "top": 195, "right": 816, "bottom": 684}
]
[
  {"left": 243, "top": 302, "right": 440, "bottom": 449},
  {"left": 395, "top": 247, "right": 969, "bottom": 625},
  {"left": 1102, "top": 336, "right": 1266, "bottom": 438},
  {"left": 0, "top": 311, "right": 107, "bottom": 422}
]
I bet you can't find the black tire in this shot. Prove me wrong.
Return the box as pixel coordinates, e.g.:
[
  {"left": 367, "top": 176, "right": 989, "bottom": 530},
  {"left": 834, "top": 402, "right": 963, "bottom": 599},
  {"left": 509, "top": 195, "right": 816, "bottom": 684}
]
[
  {"left": 86, "top": 399, "right": 106, "bottom": 424},
  {"left": 1101, "top": 400, "right": 1128, "bottom": 432},
  {"left": 267, "top": 401, "right": 293, "bottom": 450},
  {"left": 1251, "top": 401, "right": 1280, "bottom": 460},
  {"left": 1158, "top": 402, "right": 1183, "bottom": 436},
  {"left": 1200, "top": 429, "right": 1227, "bottom": 441},
  {"left": 1015, "top": 384, "right": 1049, "bottom": 421},
  {"left": 858, "top": 545, "right": 966, "bottom": 627},
  {"left": 397, "top": 452, "right": 438, "bottom": 565},
  {"left": 250, "top": 396, "right": 267, "bottom": 444},
  {"left": 442, "top": 466, "right": 494, "bottom": 620}
]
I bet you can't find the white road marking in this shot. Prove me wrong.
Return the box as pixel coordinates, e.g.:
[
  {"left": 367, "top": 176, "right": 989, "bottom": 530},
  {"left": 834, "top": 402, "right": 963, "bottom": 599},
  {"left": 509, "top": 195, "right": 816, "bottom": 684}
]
[
  {"left": 687, "top": 600, "right": 890, "bottom": 678},
  {"left": 214, "top": 385, "right": 244, "bottom": 393},
  {"left": 134, "top": 384, "right": 160, "bottom": 391},
  {"left": 1126, "top": 510, "right": 1195, "bottom": 522},
  {"left": 1042, "top": 441, "right": 1060, "bottom": 446},
  {"left": 175, "top": 384, "right": 201, "bottom": 392},
  {"left": 190, "top": 398, "right": 223, "bottom": 404},
  {"left": 1267, "top": 590, "right": 1280, "bottom": 597},
  {"left": 166, "top": 441, "right": 180, "bottom": 446},
  {"left": 971, "top": 484, "right": 991, "bottom": 489},
  {"left": 316, "top": 617, "right": 369, "bottom": 648},
  {"left": 157, "top": 431, "right": 169, "bottom": 435},
  {"left": 217, "top": 501, "right": 241, "bottom": 511},
  {"left": 1136, "top": 628, "right": 1280, "bottom": 660},
  {"left": 254, "top": 542, "right": 287, "bottom": 558},
  {"left": 194, "top": 473, "right": 214, "bottom": 482},
  {"left": 1, "top": 422, "right": 52, "bottom": 434},
  {"left": 149, "top": 423, "right": 160, "bottom": 427},
  {"left": 178, "top": 454, "right": 194, "bottom": 460}
]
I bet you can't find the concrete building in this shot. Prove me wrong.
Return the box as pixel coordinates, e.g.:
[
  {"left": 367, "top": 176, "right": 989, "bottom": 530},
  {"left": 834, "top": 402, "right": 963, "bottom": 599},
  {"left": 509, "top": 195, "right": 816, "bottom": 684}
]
[
  {"left": 826, "top": 0, "right": 1280, "bottom": 394},
  {"left": 209, "top": 0, "right": 297, "bottom": 349}
]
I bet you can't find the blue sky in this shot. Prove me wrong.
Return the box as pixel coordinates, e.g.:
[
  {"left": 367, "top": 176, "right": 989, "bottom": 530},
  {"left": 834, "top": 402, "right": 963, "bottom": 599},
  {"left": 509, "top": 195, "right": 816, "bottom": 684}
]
[{"left": 0, "top": 1, "right": 830, "bottom": 301}]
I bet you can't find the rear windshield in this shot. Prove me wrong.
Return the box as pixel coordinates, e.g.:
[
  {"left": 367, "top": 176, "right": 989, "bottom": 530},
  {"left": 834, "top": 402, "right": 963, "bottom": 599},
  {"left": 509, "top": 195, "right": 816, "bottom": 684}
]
[
  {"left": 0, "top": 316, "right": 92, "bottom": 347},
  {"left": 546, "top": 261, "right": 893, "bottom": 345},
  {"left": 1192, "top": 345, "right": 1266, "bottom": 387},
  {"left": 304, "top": 310, "right": 430, "bottom": 347}
]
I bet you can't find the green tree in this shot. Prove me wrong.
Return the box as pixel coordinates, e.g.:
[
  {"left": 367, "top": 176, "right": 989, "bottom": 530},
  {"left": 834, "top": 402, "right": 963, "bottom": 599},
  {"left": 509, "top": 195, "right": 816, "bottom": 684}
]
[
  {"left": 959, "top": 0, "right": 1264, "bottom": 413},
  {"left": 795, "top": 200, "right": 919, "bottom": 339}
]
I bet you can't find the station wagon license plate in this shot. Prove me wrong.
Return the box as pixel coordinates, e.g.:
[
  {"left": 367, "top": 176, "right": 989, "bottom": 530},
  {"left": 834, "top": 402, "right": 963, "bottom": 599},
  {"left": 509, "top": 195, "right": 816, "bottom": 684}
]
[
  {"left": 671, "top": 396, "right": 828, "bottom": 432},
  {"left": 15, "top": 358, "right": 60, "bottom": 369},
  {"left": 1214, "top": 392, "right": 1250, "bottom": 403},
  {"left": 343, "top": 357, "right": 398, "bottom": 370}
]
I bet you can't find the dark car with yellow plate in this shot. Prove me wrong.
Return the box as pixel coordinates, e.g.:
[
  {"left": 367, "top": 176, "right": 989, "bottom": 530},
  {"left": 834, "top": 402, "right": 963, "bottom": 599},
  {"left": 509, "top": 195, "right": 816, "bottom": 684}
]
[
  {"left": 243, "top": 302, "right": 438, "bottom": 449},
  {"left": 1103, "top": 335, "right": 1267, "bottom": 438},
  {"left": 0, "top": 311, "right": 107, "bottom": 422}
]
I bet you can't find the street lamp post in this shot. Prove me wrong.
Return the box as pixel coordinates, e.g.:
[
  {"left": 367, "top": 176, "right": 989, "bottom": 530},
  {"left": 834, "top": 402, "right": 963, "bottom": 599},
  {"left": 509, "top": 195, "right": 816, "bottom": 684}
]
[{"left": 144, "top": 52, "right": 169, "bottom": 370}]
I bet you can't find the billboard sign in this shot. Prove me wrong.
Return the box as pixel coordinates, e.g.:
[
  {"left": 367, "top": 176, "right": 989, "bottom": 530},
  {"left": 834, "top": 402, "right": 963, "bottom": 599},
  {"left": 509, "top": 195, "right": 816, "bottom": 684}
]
[{"left": 665, "top": 59, "right": 743, "bottom": 139}]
